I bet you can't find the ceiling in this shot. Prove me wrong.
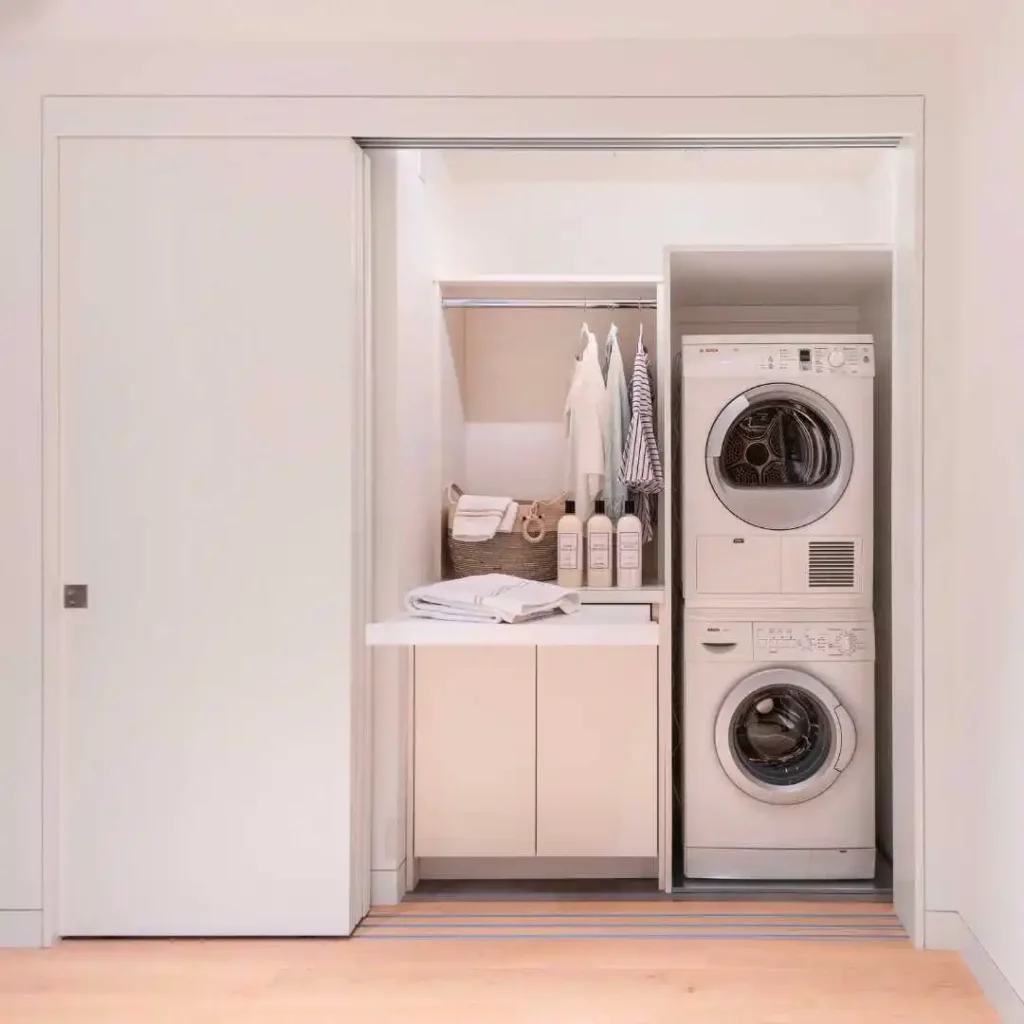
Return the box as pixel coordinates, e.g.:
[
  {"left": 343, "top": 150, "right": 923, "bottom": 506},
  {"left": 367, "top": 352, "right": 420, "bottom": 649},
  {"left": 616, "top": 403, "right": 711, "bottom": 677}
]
[{"left": 1, "top": 0, "right": 966, "bottom": 43}]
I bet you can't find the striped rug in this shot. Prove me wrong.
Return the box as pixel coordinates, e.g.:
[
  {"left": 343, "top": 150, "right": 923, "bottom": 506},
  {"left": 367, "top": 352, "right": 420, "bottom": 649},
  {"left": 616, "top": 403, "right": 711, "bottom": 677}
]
[{"left": 355, "top": 901, "right": 907, "bottom": 942}]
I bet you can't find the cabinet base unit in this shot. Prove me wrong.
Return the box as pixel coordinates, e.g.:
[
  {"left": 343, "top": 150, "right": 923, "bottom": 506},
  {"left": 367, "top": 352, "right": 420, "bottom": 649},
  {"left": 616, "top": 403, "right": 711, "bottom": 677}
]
[
  {"left": 413, "top": 646, "right": 536, "bottom": 858},
  {"left": 537, "top": 646, "right": 658, "bottom": 859},
  {"left": 412, "top": 642, "right": 659, "bottom": 871}
]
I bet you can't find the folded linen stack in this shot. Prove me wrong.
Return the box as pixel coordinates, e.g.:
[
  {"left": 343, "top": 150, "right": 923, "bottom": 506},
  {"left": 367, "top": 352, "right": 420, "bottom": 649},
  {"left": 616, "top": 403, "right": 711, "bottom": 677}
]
[
  {"left": 450, "top": 494, "right": 518, "bottom": 542},
  {"left": 405, "top": 574, "right": 581, "bottom": 624}
]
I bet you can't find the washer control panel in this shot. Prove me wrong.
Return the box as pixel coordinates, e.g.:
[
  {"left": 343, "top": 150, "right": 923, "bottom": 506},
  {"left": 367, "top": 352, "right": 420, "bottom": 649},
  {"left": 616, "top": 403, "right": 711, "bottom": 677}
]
[{"left": 754, "top": 623, "right": 875, "bottom": 661}]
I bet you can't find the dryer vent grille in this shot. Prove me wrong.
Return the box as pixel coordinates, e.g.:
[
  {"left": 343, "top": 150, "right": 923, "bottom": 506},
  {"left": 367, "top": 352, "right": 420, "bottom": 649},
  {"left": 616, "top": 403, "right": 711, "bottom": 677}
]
[{"left": 808, "top": 541, "right": 857, "bottom": 589}]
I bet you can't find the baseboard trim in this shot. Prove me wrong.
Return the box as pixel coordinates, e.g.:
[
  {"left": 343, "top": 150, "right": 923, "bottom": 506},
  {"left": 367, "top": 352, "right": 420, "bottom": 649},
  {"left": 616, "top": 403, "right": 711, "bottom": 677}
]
[
  {"left": 371, "top": 864, "right": 407, "bottom": 907},
  {"left": 961, "top": 920, "right": 1024, "bottom": 1024},
  {"left": 924, "top": 909, "right": 968, "bottom": 950},
  {"left": 417, "top": 857, "right": 658, "bottom": 881},
  {"left": 0, "top": 911, "right": 42, "bottom": 948}
]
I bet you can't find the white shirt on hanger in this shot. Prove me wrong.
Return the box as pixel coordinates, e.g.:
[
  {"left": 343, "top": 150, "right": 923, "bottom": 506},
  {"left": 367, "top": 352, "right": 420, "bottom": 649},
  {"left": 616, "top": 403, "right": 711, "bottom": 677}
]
[
  {"left": 565, "top": 325, "right": 607, "bottom": 523},
  {"left": 603, "top": 324, "right": 630, "bottom": 521}
]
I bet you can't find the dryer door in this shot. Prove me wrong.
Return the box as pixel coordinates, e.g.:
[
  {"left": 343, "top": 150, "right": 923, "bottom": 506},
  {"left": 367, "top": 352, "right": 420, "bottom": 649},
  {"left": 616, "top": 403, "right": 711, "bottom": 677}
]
[
  {"left": 706, "top": 383, "right": 853, "bottom": 531},
  {"left": 714, "top": 666, "right": 855, "bottom": 805}
]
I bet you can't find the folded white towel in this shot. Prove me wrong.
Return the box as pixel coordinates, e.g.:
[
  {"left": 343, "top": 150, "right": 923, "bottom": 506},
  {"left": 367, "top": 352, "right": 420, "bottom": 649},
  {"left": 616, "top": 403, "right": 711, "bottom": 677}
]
[
  {"left": 405, "top": 574, "right": 581, "bottom": 624},
  {"left": 451, "top": 495, "right": 518, "bottom": 542}
]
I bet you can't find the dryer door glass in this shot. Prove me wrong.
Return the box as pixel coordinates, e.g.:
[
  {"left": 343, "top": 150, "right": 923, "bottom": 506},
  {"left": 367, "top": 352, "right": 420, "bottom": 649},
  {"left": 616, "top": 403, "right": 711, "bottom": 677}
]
[
  {"left": 706, "top": 383, "right": 854, "bottom": 531},
  {"left": 715, "top": 667, "right": 852, "bottom": 805}
]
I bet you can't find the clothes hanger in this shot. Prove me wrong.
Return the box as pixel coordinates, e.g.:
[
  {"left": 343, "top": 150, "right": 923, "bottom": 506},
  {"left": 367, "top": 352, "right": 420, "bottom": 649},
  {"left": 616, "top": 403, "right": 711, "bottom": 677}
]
[
  {"left": 602, "top": 322, "right": 619, "bottom": 382},
  {"left": 606, "top": 322, "right": 619, "bottom": 353},
  {"left": 577, "top": 300, "right": 595, "bottom": 359},
  {"left": 578, "top": 321, "right": 591, "bottom": 360}
]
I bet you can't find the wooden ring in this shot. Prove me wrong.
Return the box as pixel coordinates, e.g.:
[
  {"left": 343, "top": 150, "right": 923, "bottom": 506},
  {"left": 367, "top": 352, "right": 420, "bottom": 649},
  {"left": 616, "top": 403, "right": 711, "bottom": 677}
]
[{"left": 522, "top": 509, "right": 546, "bottom": 544}]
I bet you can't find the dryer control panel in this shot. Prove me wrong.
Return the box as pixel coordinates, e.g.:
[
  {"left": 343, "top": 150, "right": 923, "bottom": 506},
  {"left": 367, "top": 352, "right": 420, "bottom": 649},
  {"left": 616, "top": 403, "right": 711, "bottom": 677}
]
[
  {"left": 682, "top": 335, "right": 875, "bottom": 379},
  {"left": 754, "top": 623, "right": 876, "bottom": 661},
  {"left": 798, "top": 343, "right": 874, "bottom": 378}
]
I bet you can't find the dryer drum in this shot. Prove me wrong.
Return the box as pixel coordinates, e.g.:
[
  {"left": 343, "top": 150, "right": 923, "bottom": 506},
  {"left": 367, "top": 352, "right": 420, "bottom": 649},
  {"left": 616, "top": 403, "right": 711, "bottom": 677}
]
[{"left": 720, "top": 399, "right": 839, "bottom": 488}]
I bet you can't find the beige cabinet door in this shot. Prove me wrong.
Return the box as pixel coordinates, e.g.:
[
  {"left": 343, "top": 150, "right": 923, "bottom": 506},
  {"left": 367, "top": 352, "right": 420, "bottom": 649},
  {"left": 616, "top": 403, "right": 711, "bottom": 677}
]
[
  {"left": 536, "top": 646, "right": 658, "bottom": 858},
  {"left": 414, "top": 646, "right": 536, "bottom": 857}
]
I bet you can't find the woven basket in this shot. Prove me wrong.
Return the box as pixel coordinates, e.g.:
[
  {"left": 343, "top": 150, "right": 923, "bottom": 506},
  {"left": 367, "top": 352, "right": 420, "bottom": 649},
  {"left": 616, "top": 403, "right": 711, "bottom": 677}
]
[{"left": 445, "top": 485, "right": 566, "bottom": 582}]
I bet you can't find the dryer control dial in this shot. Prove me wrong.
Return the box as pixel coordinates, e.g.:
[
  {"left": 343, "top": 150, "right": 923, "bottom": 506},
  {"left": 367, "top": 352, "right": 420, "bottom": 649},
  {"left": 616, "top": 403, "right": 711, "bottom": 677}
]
[{"left": 828, "top": 349, "right": 846, "bottom": 368}]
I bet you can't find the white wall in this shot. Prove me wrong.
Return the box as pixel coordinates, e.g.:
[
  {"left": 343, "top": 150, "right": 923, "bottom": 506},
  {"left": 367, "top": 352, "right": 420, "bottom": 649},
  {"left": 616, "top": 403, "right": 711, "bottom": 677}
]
[
  {"left": 437, "top": 178, "right": 891, "bottom": 280},
  {"left": 369, "top": 150, "right": 444, "bottom": 901},
  {"left": 0, "top": 34, "right": 957, "bottom": 943},
  {"left": 955, "top": 2, "right": 1024, "bottom": 1005},
  {"left": 0, "top": 0, "right": 966, "bottom": 43},
  {"left": 423, "top": 153, "right": 467, "bottom": 524},
  {"left": 861, "top": 280, "right": 894, "bottom": 863},
  {"left": 0, "top": 63, "right": 45, "bottom": 934}
]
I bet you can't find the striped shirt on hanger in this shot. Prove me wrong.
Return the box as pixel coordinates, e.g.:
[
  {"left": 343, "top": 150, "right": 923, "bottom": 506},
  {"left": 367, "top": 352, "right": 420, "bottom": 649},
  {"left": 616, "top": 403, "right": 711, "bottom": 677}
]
[{"left": 620, "top": 337, "right": 663, "bottom": 541}]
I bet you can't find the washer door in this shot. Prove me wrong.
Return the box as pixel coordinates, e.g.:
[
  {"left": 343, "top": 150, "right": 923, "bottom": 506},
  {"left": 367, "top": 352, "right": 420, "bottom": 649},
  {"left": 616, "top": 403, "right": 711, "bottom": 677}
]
[
  {"left": 706, "top": 383, "right": 853, "bottom": 531},
  {"left": 715, "top": 667, "right": 856, "bottom": 805}
]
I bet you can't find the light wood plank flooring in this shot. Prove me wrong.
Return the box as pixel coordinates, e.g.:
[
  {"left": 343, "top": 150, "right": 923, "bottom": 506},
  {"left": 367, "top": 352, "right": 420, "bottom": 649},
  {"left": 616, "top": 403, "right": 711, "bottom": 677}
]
[{"left": 0, "top": 902, "right": 997, "bottom": 1023}]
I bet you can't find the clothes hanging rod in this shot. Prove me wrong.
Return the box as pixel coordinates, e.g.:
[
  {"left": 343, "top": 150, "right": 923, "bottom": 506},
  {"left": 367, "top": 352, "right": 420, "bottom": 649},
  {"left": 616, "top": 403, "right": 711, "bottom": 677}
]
[{"left": 441, "top": 298, "right": 657, "bottom": 310}]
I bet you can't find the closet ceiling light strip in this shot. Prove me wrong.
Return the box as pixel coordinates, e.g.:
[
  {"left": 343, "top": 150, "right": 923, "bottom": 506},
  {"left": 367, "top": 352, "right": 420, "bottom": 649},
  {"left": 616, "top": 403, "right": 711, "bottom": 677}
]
[
  {"left": 440, "top": 298, "right": 658, "bottom": 309},
  {"left": 356, "top": 136, "right": 902, "bottom": 151}
]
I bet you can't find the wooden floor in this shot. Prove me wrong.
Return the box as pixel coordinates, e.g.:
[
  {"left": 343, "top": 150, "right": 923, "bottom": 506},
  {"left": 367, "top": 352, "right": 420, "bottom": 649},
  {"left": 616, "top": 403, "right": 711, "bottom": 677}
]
[{"left": 0, "top": 903, "right": 998, "bottom": 1023}]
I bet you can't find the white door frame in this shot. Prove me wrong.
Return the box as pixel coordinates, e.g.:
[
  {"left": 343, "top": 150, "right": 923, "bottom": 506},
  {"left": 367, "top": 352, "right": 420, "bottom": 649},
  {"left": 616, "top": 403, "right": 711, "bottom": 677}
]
[{"left": 41, "top": 94, "right": 925, "bottom": 945}]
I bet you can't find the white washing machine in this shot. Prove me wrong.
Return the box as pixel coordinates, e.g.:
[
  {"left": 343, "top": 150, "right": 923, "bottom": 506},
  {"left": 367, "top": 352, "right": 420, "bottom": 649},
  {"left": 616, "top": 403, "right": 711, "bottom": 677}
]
[
  {"left": 683, "top": 608, "right": 876, "bottom": 880},
  {"left": 682, "top": 335, "right": 874, "bottom": 608}
]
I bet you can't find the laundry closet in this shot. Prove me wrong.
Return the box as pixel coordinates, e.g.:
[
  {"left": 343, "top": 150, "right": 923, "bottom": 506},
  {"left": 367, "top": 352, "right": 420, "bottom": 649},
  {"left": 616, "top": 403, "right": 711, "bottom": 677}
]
[
  {"left": 48, "top": 127, "right": 913, "bottom": 941},
  {"left": 365, "top": 146, "right": 900, "bottom": 900}
]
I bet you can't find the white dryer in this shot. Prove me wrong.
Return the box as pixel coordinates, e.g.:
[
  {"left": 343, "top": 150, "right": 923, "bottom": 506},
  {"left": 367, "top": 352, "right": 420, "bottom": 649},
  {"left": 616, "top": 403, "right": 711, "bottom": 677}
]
[
  {"left": 683, "top": 608, "right": 876, "bottom": 881},
  {"left": 682, "top": 335, "right": 874, "bottom": 608}
]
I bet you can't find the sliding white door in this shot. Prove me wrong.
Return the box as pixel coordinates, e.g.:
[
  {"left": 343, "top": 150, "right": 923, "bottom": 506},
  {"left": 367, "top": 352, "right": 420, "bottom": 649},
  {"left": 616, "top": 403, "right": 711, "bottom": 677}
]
[{"left": 52, "top": 113, "right": 370, "bottom": 936}]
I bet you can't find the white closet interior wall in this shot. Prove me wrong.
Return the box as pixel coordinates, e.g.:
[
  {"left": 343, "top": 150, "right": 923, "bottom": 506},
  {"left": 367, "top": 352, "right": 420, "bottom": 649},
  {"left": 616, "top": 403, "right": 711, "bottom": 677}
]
[
  {"left": 368, "top": 150, "right": 444, "bottom": 900},
  {"left": 430, "top": 150, "right": 893, "bottom": 278},
  {"left": 448, "top": 304, "right": 657, "bottom": 499},
  {"left": 860, "top": 268, "right": 895, "bottom": 864},
  {"left": 368, "top": 146, "right": 899, "bottom": 899}
]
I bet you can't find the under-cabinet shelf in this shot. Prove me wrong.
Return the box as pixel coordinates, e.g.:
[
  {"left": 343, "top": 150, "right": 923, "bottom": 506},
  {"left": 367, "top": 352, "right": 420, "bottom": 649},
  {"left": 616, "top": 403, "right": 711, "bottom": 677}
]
[{"left": 576, "top": 585, "right": 664, "bottom": 605}]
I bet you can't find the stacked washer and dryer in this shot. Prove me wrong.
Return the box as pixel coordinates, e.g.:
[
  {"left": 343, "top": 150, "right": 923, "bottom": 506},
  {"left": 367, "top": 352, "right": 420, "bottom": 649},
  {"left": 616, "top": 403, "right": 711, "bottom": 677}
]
[{"left": 681, "top": 335, "right": 877, "bottom": 881}]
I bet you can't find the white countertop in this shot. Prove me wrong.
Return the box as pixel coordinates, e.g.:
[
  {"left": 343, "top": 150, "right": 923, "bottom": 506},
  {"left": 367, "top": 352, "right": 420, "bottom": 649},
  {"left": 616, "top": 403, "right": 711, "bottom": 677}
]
[{"left": 365, "top": 604, "right": 660, "bottom": 647}]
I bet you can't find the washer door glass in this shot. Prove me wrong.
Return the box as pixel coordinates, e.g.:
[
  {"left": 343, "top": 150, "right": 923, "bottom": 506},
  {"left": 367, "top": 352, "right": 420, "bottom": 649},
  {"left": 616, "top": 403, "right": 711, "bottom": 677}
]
[
  {"left": 715, "top": 667, "right": 854, "bottom": 805},
  {"left": 706, "top": 383, "right": 853, "bottom": 531}
]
